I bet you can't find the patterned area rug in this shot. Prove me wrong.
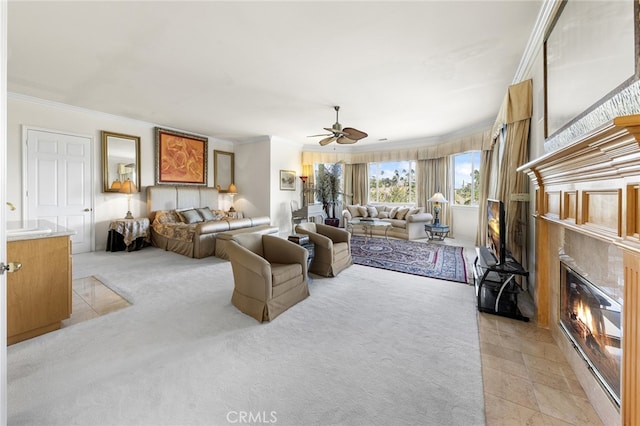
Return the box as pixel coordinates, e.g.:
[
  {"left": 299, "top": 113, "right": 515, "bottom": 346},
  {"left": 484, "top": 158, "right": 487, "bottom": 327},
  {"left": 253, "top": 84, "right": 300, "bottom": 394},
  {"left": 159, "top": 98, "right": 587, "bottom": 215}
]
[{"left": 350, "top": 236, "right": 468, "bottom": 283}]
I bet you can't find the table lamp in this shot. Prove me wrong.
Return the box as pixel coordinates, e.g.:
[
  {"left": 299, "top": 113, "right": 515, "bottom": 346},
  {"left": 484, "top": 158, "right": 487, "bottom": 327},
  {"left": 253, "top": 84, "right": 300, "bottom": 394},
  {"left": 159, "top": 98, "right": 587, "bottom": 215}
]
[
  {"left": 119, "top": 178, "right": 138, "bottom": 219},
  {"left": 227, "top": 183, "right": 237, "bottom": 212},
  {"left": 428, "top": 192, "right": 448, "bottom": 225}
]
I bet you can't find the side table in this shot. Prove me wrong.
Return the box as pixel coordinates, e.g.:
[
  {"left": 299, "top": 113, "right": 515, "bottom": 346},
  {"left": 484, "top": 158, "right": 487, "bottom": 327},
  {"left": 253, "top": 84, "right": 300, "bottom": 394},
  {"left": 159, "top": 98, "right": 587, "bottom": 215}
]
[
  {"left": 107, "top": 217, "right": 150, "bottom": 252},
  {"left": 288, "top": 234, "right": 315, "bottom": 283},
  {"left": 424, "top": 223, "right": 450, "bottom": 241}
]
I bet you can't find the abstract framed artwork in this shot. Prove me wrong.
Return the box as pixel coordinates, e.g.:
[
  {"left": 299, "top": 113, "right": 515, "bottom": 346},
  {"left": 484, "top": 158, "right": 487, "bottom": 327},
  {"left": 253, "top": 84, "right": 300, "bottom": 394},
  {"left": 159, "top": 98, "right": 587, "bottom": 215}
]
[
  {"left": 280, "top": 170, "right": 296, "bottom": 191},
  {"left": 155, "top": 127, "right": 208, "bottom": 186}
]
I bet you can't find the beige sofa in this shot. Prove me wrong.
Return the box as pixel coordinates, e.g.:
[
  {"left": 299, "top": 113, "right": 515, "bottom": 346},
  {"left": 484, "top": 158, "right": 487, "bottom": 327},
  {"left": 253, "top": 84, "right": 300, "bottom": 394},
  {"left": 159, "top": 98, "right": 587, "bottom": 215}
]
[
  {"left": 147, "top": 186, "right": 273, "bottom": 259},
  {"left": 341, "top": 204, "right": 433, "bottom": 240}
]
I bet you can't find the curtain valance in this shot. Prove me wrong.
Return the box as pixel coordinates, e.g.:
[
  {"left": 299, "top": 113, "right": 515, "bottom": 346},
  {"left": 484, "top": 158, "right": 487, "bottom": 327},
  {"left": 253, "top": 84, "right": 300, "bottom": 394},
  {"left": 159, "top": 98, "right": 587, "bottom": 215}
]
[
  {"left": 302, "top": 127, "right": 491, "bottom": 165},
  {"left": 491, "top": 79, "right": 533, "bottom": 138}
]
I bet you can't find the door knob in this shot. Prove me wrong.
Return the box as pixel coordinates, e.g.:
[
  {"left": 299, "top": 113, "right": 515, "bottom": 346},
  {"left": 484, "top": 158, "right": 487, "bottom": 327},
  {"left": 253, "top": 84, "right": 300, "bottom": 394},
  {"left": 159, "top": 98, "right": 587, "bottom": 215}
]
[
  {"left": 84, "top": 208, "right": 92, "bottom": 212},
  {"left": 1, "top": 262, "right": 22, "bottom": 274}
]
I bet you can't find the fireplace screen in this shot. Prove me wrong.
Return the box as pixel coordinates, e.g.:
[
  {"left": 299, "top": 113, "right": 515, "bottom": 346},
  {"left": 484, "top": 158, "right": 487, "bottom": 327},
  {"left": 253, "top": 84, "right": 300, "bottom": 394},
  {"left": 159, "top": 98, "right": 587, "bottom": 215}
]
[{"left": 560, "top": 262, "right": 621, "bottom": 406}]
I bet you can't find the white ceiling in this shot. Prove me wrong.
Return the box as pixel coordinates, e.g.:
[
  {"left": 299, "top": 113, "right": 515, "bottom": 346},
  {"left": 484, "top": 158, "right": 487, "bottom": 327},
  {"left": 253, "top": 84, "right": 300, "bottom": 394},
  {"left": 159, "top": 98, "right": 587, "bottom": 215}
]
[{"left": 7, "top": 1, "right": 543, "bottom": 149}]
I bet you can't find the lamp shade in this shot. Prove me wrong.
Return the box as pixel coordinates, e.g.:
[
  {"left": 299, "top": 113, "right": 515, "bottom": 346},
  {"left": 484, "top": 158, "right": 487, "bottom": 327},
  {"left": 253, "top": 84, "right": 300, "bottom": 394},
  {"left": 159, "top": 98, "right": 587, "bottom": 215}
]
[
  {"left": 119, "top": 179, "right": 138, "bottom": 194},
  {"left": 428, "top": 192, "right": 448, "bottom": 203},
  {"left": 110, "top": 179, "right": 122, "bottom": 190},
  {"left": 228, "top": 183, "right": 237, "bottom": 193}
]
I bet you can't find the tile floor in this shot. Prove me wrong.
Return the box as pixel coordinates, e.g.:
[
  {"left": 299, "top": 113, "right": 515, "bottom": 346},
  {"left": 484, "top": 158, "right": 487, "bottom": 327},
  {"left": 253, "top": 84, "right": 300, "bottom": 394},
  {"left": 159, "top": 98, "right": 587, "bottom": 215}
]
[
  {"left": 439, "top": 236, "right": 604, "bottom": 425},
  {"left": 62, "top": 253, "right": 604, "bottom": 425},
  {"left": 61, "top": 276, "right": 131, "bottom": 327},
  {"left": 478, "top": 312, "right": 604, "bottom": 425}
]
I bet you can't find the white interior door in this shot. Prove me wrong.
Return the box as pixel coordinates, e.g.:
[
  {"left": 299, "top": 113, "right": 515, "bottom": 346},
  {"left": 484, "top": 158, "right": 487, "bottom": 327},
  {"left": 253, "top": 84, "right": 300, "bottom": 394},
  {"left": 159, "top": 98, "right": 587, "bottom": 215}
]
[{"left": 25, "top": 127, "right": 93, "bottom": 254}]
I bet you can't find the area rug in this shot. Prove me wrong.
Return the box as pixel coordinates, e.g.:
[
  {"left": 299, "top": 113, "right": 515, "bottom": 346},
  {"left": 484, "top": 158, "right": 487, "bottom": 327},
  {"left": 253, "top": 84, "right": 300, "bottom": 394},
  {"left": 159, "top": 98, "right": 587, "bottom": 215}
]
[{"left": 350, "top": 235, "right": 468, "bottom": 283}]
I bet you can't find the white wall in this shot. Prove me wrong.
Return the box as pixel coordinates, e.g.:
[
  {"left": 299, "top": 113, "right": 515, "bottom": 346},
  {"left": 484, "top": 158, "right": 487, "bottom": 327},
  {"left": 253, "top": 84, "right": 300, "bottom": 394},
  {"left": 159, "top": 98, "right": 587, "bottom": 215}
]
[
  {"left": 450, "top": 205, "right": 478, "bottom": 244},
  {"left": 270, "top": 137, "right": 304, "bottom": 234},
  {"left": 7, "top": 95, "right": 234, "bottom": 250},
  {"left": 234, "top": 137, "right": 271, "bottom": 219},
  {"left": 234, "top": 136, "right": 303, "bottom": 234}
]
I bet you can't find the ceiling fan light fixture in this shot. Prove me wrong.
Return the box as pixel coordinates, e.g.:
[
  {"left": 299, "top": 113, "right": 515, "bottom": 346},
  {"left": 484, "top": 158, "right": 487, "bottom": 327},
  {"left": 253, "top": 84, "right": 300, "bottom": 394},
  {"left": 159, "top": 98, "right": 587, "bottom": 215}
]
[{"left": 310, "top": 106, "right": 368, "bottom": 146}]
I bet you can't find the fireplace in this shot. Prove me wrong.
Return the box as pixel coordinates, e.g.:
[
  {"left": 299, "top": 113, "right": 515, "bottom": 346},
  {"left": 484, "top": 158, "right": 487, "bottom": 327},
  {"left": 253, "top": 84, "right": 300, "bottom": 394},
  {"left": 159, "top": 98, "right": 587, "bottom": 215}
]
[{"left": 560, "top": 262, "right": 621, "bottom": 406}]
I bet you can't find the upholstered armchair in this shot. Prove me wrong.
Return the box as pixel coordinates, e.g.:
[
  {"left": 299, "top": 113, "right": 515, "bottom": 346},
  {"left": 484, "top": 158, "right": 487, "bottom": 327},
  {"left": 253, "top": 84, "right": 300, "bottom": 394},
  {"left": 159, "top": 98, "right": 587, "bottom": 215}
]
[
  {"left": 227, "top": 233, "right": 310, "bottom": 322},
  {"left": 295, "top": 222, "right": 352, "bottom": 277}
]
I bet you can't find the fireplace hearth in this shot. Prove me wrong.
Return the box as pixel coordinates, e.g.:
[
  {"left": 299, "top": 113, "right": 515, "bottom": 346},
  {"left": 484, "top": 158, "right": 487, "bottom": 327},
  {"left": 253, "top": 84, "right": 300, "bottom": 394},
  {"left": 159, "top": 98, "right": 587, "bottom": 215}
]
[{"left": 560, "top": 262, "right": 621, "bottom": 406}]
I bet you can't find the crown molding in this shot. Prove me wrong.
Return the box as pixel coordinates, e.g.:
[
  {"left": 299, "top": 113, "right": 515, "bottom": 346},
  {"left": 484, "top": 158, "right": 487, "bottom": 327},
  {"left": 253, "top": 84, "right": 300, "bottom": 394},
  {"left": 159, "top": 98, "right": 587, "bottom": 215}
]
[
  {"left": 512, "top": 0, "right": 563, "bottom": 83},
  {"left": 8, "top": 92, "right": 160, "bottom": 127}
]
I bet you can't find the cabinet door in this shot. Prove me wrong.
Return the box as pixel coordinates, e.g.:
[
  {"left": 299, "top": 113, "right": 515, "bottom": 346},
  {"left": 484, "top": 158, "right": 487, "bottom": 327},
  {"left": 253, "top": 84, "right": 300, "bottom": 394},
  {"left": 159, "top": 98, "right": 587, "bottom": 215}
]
[{"left": 7, "top": 236, "right": 71, "bottom": 341}]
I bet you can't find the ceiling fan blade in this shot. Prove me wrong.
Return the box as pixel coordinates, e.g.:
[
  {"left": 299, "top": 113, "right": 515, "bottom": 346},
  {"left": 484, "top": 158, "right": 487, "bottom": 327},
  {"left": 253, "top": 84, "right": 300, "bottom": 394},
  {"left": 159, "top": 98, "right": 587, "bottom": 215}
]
[
  {"left": 324, "top": 127, "right": 345, "bottom": 135},
  {"left": 319, "top": 136, "right": 337, "bottom": 146},
  {"left": 337, "top": 136, "right": 357, "bottom": 144},
  {"left": 342, "top": 127, "right": 368, "bottom": 141},
  {"left": 307, "top": 133, "right": 332, "bottom": 137}
]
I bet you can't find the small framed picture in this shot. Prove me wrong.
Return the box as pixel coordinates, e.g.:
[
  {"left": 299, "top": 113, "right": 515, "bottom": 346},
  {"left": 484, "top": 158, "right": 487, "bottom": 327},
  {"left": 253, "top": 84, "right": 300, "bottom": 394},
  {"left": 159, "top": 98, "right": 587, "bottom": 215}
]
[{"left": 280, "top": 170, "right": 296, "bottom": 191}]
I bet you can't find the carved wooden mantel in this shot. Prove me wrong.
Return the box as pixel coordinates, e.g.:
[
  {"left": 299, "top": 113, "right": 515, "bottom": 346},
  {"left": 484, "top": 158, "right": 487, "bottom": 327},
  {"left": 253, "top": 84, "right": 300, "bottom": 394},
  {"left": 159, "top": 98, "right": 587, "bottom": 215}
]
[{"left": 518, "top": 114, "right": 640, "bottom": 424}]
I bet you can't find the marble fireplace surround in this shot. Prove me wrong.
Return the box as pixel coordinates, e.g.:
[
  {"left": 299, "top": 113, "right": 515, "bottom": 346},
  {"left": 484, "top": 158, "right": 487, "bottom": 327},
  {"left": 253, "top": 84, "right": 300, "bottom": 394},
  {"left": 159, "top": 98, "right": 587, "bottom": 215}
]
[{"left": 519, "top": 115, "right": 640, "bottom": 425}]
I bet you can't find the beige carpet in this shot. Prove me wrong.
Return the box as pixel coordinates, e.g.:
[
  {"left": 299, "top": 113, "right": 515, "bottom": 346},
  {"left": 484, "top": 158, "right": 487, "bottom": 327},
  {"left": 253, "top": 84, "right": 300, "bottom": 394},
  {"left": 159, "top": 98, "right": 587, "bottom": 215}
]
[{"left": 8, "top": 247, "right": 484, "bottom": 426}]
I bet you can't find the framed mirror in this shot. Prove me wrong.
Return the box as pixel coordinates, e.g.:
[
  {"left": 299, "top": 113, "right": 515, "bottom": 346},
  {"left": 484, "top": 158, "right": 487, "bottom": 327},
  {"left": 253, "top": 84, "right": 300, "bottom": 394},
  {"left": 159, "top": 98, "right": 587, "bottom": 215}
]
[
  {"left": 102, "top": 131, "right": 141, "bottom": 193},
  {"left": 214, "top": 150, "right": 234, "bottom": 192},
  {"left": 544, "top": 0, "right": 638, "bottom": 138}
]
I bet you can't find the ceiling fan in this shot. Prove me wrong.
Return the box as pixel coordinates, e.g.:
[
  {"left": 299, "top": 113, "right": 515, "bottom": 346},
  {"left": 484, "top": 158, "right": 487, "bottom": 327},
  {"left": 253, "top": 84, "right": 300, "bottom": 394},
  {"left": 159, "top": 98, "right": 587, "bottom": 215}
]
[{"left": 308, "top": 106, "right": 368, "bottom": 146}]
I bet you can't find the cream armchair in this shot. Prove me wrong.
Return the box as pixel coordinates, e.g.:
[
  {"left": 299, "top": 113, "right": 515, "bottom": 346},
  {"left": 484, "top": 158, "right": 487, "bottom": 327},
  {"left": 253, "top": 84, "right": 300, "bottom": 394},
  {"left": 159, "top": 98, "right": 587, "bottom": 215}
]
[
  {"left": 295, "top": 222, "right": 352, "bottom": 277},
  {"left": 227, "top": 233, "right": 310, "bottom": 322}
]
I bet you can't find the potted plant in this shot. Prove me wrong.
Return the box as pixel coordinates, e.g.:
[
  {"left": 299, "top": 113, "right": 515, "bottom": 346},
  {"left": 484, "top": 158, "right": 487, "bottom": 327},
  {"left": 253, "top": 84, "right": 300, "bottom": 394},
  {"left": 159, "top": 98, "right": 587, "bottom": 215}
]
[{"left": 315, "top": 163, "right": 343, "bottom": 226}]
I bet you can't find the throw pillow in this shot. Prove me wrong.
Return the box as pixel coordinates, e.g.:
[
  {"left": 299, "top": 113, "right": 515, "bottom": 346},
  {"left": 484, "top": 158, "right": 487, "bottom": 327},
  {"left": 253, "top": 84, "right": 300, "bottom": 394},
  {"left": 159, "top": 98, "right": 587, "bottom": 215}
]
[
  {"left": 197, "top": 207, "right": 216, "bottom": 221},
  {"left": 347, "top": 205, "right": 361, "bottom": 218},
  {"left": 395, "top": 207, "right": 410, "bottom": 220},
  {"left": 377, "top": 211, "right": 390, "bottom": 219},
  {"left": 388, "top": 206, "right": 399, "bottom": 218},
  {"left": 408, "top": 207, "right": 421, "bottom": 216},
  {"left": 180, "top": 208, "right": 204, "bottom": 224},
  {"left": 153, "top": 210, "right": 179, "bottom": 225},
  {"left": 213, "top": 209, "right": 227, "bottom": 220},
  {"left": 357, "top": 206, "right": 369, "bottom": 217},
  {"left": 366, "top": 205, "right": 378, "bottom": 218}
]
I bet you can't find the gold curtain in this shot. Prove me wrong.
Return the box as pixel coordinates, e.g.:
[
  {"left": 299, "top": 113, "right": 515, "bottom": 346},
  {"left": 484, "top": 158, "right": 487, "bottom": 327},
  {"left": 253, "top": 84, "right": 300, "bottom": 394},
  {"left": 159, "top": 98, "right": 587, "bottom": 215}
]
[
  {"left": 494, "top": 79, "right": 533, "bottom": 265},
  {"left": 344, "top": 163, "right": 368, "bottom": 205},
  {"left": 475, "top": 148, "right": 496, "bottom": 246},
  {"left": 417, "top": 157, "right": 452, "bottom": 234}
]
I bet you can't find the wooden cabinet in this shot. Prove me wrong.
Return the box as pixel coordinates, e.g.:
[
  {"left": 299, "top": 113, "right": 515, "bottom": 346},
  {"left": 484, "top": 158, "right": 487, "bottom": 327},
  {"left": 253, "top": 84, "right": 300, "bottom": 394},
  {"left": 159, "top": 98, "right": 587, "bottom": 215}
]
[{"left": 7, "top": 235, "right": 72, "bottom": 345}]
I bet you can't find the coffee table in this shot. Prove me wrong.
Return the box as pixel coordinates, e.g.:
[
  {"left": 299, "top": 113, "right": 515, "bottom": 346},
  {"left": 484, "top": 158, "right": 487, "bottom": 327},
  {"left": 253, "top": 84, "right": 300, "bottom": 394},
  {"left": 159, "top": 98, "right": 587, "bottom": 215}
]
[{"left": 348, "top": 219, "right": 393, "bottom": 244}]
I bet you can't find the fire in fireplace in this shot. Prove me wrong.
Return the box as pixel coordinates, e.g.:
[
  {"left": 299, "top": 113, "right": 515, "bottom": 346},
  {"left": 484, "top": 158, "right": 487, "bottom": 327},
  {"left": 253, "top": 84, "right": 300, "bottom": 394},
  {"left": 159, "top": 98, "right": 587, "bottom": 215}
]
[{"left": 560, "top": 262, "right": 621, "bottom": 406}]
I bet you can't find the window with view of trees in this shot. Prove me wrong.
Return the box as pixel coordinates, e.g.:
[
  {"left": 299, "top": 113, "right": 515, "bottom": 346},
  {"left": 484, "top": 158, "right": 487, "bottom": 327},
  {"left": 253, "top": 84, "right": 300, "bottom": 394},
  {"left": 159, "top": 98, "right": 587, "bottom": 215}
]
[
  {"left": 369, "top": 161, "right": 416, "bottom": 203},
  {"left": 452, "top": 151, "right": 481, "bottom": 205}
]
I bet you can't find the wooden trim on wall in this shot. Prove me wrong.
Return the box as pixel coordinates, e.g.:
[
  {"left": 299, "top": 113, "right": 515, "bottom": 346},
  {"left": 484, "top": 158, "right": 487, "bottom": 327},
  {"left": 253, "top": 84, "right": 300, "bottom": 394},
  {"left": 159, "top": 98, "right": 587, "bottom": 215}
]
[
  {"left": 623, "top": 250, "right": 640, "bottom": 426},
  {"left": 535, "top": 217, "right": 550, "bottom": 327}
]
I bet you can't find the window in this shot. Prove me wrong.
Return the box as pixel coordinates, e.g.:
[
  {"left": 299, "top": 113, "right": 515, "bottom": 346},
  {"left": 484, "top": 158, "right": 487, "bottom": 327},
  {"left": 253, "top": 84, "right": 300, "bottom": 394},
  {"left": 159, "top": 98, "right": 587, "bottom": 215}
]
[
  {"left": 452, "top": 151, "right": 481, "bottom": 206},
  {"left": 369, "top": 161, "right": 416, "bottom": 204}
]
